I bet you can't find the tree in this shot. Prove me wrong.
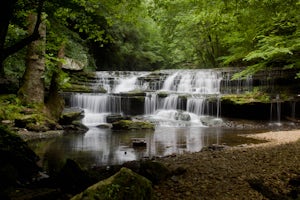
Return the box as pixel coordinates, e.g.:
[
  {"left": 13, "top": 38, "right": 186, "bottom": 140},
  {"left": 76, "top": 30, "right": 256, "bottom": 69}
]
[
  {"left": 18, "top": 13, "right": 46, "bottom": 104},
  {"left": 0, "top": 0, "right": 44, "bottom": 77}
]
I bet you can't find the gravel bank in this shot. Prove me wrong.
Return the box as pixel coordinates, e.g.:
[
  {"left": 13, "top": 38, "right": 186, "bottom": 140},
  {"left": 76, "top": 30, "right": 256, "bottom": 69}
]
[{"left": 154, "top": 129, "right": 300, "bottom": 200}]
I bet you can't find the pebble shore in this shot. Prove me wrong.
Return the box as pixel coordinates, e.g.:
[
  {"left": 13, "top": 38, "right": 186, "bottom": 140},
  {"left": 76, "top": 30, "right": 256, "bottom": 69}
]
[{"left": 154, "top": 129, "right": 300, "bottom": 199}]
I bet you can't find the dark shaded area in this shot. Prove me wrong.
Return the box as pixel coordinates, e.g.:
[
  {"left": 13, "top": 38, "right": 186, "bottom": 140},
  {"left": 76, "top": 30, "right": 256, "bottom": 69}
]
[{"left": 0, "top": 125, "right": 40, "bottom": 199}]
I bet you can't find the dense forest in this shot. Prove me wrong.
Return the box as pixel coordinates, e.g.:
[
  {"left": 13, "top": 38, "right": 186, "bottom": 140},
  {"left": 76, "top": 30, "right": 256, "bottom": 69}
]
[
  {"left": 1, "top": 1, "right": 300, "bottom": 199},
  {"left": 1, "top": 0, "right": 300, "bottom": 78}
]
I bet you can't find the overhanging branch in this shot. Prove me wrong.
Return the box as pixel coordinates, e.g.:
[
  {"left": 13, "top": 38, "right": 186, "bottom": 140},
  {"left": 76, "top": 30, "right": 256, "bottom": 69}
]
[{"left": 3, "top": 0, "right": 45, "bottom": 59}]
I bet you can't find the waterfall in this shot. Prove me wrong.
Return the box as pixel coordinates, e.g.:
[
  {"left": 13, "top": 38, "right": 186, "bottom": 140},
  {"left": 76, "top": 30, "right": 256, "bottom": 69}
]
[
  {"left": 162, "top": 94, "right": 179, "bottom": 110},
  {"left": 71, "top": 93, "right": 122, "bottom": 126},
  {"left": 145, "top": 93, "right": 157, "bottom": 115},
  {"left": 161, "top": 72, "right": 178, "bottom": 91},
  {"left": 187, "top": 97, "right": 205, "bottom": 115},
  {"left": 70, "top": 69, "right": 262, "bottom": 127},
  {"left": 113, "top": 76, "right": 138, "bottom": 93},
  {"left": 270, "top": 94, "right": 282, "bottom": 125}
]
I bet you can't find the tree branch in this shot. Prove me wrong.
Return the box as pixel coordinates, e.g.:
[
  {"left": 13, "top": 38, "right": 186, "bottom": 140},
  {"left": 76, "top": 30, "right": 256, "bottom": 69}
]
[{"left": 3, "top": 0, "right": 45, "bottom": 59}]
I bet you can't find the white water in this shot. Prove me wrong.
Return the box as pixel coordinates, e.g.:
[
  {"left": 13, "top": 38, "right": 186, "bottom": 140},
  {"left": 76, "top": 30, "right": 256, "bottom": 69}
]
[
  {"left": 71, "top": 69, "right": 256, "bottom": 127},
  {"left": 71, "top": 93, "right": 122, "bottom": 125}
]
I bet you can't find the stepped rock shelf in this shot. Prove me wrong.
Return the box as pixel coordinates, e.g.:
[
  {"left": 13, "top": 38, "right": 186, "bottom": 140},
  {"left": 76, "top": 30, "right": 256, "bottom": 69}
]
[{"left": 64, "top": 68, "right": 300, "bottom": 125}]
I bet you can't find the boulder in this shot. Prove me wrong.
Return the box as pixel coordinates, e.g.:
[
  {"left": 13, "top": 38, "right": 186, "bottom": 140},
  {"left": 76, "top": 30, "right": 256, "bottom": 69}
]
[
  {"left": 59, "top": 108, "right": 84, "bottom": 125},
  {"left": 174, "top": 111, "right": 191, "bottom": 121},
  {"left": 62, "top": 57, "right": 85, "bottom": 71},
  {"left": 63, "top": 120, "right": 88, "bottom": 133},
  {"left": 112, "top": 120, "right": 154, "bottom": 130},
  {"left": 71, "top": 167, "right": 153, "bottom": 200},
  {"left": 106, "top": 114, "right": 131, "bottom": 123}
]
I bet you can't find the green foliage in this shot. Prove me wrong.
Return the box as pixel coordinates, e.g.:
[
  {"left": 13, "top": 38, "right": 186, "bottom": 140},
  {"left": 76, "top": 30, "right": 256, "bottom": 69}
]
[
  {"left": 150, "top": 0, "right": 300, "bottom": 76},
  {"left": 3, "top": 0, "right": 300, "bottom": 78}
]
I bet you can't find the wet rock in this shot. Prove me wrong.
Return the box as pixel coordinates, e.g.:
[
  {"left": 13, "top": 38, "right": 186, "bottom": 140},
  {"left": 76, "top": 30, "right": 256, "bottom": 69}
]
[
  {"left": 106, "top": 114, "right": 131, "bottom": 123},
  {"left": 71, "top": 167, "right": 153, "bottom": 200},
  {"left": 63, "top": 120, "right": 88, "bottom": 133},
  {"left": 174, "top": 111, "right": 191, "bottom": 121},
  {"left": 59, "top": 108, "right": 84, "bottom": 125},
  {"left": 96, "top": 124, "right": 112, "bottom": 129},
  {"left": 112, "top": 120, "right": 154, "bottom": 130}
]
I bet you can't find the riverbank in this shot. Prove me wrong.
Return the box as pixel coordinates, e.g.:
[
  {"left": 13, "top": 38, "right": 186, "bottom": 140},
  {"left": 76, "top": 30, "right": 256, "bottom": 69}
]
[{"left": 153, "top": 129, "right": 300, "bottom": 199}]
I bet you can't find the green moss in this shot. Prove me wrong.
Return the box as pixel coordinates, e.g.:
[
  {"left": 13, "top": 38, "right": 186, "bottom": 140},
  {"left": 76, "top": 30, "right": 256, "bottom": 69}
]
[
  {"left": 112, "top": 120, "right": 154, "bottom": 130},
  {"left": 0, "top": 94, "right": 58, "bottom": 131},
  {"left": 221, "top": 88, "right": 271, "bottom": 104},
  {"left": 71, "top": 167, "right": 153, "bottom": 200}
]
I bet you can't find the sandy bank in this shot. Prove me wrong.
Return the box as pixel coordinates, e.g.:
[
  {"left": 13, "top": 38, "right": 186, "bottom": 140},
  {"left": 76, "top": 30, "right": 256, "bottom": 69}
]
[{"left": 243, "top": 129, "right": 300, "bottom": 147}]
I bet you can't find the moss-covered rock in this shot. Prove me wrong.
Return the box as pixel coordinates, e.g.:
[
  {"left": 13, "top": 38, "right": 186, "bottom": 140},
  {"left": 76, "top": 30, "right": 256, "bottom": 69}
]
[
  {"left": 59, "top": 108, "right": 84, "bottom": 125},
  {"left": 14, "top": 114, "right": 59, "bottom": 132},
  {"left": 112, "top": 120, "right": 154, "bottom": 130},
  {"left": 71, "top": 167, "right": 153, "bottom": 200}
]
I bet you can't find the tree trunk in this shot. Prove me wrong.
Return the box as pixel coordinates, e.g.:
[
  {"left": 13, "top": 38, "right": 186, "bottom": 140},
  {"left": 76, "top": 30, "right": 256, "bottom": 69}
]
[
  {"left": 18, "top": 13, "right": 46, "bottom": 105},
  {"left": 46, "top": 45, "right": 65, "bottom": 120},
  {"left": 0, "top": 0, "right": 17, "bottom": 77}
]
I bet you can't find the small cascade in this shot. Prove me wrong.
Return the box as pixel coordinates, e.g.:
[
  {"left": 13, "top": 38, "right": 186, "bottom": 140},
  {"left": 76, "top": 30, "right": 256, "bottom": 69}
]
[
  {"left": 71, "top": 93, "right": 121, "bottom": 113},
  {"left": 270, "top": 94, "right": 282, "bottom": 125},
  {"left": 95, "top": 71, "right": 150, "bottom": 93},
  {"left": 113, "top": 76, "right": 138, "bottom": 93},
  {"left": 145, "top": 93, "right": 158, "bottom": 115},
  {"left": 71, "top": 93, "right": 122, "bottom": 126},
  {"left": 187, "top": 97, "right": 205, "bottom": 115},
  {"left": 161, "top": 72, "right": 178, "bottom": 91},
  {"left": 162, "top": 94, "right": 179, "bottom": 110}
]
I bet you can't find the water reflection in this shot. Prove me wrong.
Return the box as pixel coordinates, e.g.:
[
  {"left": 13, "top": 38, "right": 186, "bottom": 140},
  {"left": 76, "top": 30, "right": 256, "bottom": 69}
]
[{"left": 30, "top": 126, "right": 265, "bottom": 170}]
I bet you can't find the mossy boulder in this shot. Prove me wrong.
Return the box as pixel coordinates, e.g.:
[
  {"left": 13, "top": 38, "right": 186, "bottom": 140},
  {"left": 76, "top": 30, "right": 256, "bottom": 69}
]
[
  {"left": 71, "top": 167, "right": 153, "bottom": 200},
  {"left": 0, "top": 125, "right": 40, "bottom": 197},
  {"left": 14, "top": 114, "right": 58, "bottom": 132},
  {"left": 106, "top": 114, "right": 131, "bottom": 123},
  {"left": 59, "top": 108, "right": 84, "bottom": 125},
  {"left": 112, "top": 120, "right": 154, "bottom": 130}
]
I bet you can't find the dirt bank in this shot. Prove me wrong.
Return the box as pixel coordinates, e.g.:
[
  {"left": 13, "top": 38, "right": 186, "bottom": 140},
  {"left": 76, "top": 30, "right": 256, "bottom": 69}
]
[{"left": 154, "top": 129, "right": 300, "bottom": 199}]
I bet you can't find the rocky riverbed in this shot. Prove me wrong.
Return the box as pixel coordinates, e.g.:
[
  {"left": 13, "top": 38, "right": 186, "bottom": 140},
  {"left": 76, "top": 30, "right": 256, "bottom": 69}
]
[{"left": 153, "top": 129, "right": 300, "bottom": 199}]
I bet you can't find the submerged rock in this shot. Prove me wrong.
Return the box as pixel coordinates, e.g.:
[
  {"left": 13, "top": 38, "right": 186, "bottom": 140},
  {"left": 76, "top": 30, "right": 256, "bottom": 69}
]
[
  {"left": 112, "top": 120, "right": 154, "bottom": 130},
  {"left": 71, "top": 167, "right": 153, "bottom": 200},
  {"left": 174, "top": 111, "right": 191, "bottom": 121}
]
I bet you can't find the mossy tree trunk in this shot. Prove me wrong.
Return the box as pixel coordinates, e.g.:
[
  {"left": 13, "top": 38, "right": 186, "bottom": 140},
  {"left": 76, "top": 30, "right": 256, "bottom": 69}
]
[
  {"left": 18, "top": 13, "right": 46, "bottom": 105},
  {"left": 45, "top": 45, "right": 65, "bottom": 120}
]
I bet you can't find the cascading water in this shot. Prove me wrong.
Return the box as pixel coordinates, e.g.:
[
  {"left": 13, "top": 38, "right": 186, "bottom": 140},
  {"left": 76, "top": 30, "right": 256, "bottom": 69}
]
[
  {"left": 71, "top": 69, "right": 254, "bottom": 127},
  {"left": 71, "top": 93, "right": 122, "bottom": 126}
]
